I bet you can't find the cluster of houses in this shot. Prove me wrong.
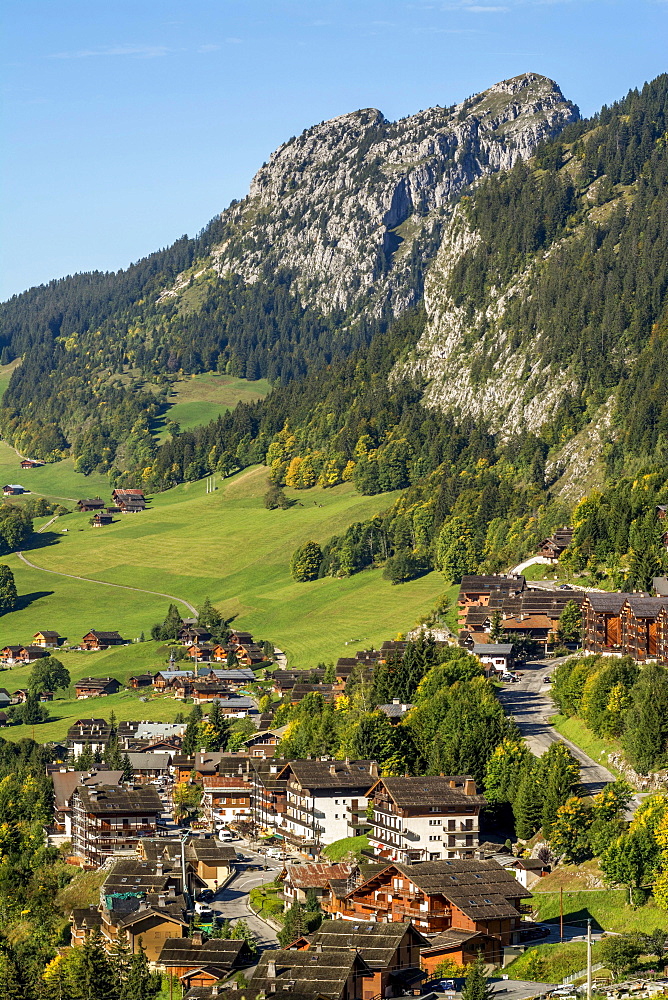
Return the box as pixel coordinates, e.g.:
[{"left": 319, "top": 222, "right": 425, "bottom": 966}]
[
  {"left": 77, "top": 488, "right": 147, "bottom": 526},
  {"left": 69, "top": 817, "right": 544, "bottom": 996},
  {"left": 0, "top": 630, "right": 126, "bottom": 665},
  {"left": 458, "top": 571, "right": 668, "bottom": 665}
]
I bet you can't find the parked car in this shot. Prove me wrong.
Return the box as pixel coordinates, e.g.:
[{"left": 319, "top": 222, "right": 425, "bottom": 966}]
[
  {"left": 543, "top": 675, "right": 552, "bottom": 683},
  {"left": 196, "top": 889, "right": 214, "bottom": 903},
  {"left": 194, "top": 901, "right": 214, "bottom": 915}
]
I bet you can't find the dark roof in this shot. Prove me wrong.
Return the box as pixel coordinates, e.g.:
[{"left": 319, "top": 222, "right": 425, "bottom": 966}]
[
  {"left": 377, "top": 702, "right": 414, "bottom": 718},
  {"left": 624, "top": 596, "right": 667, "bottom": 617},
  {"left": 52, "top": 769, "right": 123, "bottom": 810},
  {"left": 583, "top": 592, "right": 632, "bottom": 613},
  {"left": 387, "top": 859, "right": 530, "bottom": 919},
  {"left": 309, "top": 918, "right": 429, "bottom": 966},
  {"left": 287, "top": 760, "right": 377, "bottom": 791},
  {"left": 76, "top": 784, "right": 162, "bottom": 815},
  {"left": 71, "top": 906, "right": 103, "bottom": 930},
  {"left": 372, "top": 775, "right": 485, "bottom": 808},
  {"left": 159, "top": 937, "right": 247, "bottom": 968},
  {"left": 75, "top": 676, "right": 120, "bottom": 689},
  {"left": 472, "top": 644, "right": 514, "bottom": 656},
  {"left": 422, "top": 928, "right": 494, "bottom": 951},
  {"left": 83, "top": 631, "right": 124, "bottom": 641},
  {"left": 251, "top": 947, "right": 370, "bottom": 998},
  {"left": 459, "top": 575, "right": 525, "bottom": 594},
  {"left": 35, "top": 630, "right": 61, "bottom": 639}
]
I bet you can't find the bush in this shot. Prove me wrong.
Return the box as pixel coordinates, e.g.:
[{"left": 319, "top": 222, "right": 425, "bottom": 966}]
[
  {"left": 290, "top": 541, "right": 323, "bottom": 581},
  {"left": 382, "top": 551, "right": 427, "bottom": 584}
]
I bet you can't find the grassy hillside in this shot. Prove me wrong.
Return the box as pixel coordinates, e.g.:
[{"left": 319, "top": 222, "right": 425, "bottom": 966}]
[
  {"left": 154, "top": 373, "right": 271, "bottom": 440},
  {"left": 0, "top": 440, "right": 110, "bottom": 504},
  {"left": 0, "top": 466, "right": 446, "bottom": 687}
]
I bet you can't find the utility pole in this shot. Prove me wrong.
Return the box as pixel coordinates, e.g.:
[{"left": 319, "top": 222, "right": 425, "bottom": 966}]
[
  {"left": 587, "top": 918, "right": 592, "bottom": 1000},
  {"left": 560, "top": 886, "right": 564, "bottom": 943}
]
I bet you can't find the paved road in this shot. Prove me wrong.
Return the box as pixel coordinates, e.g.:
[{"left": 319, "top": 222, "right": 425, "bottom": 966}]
[
  {"left": 211, "top": 846, "right": 282, "bottom": 950},
  {"left": 496, "top": 657, "right": 618, "bottom": 797}
]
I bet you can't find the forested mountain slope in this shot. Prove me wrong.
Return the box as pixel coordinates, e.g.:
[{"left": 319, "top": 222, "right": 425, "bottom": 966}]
[{"left": 0, "top": 74, "right": 575, "bottom": 466}]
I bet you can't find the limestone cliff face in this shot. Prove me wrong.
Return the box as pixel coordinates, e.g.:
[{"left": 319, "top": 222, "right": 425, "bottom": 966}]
[{"left": 162, "top": 73, "right": 578, "bottom": 319}]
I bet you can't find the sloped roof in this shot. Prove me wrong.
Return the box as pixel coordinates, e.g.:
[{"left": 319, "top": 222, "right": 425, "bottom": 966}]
[
  {"left": 250, "top": 947, "right": 370, "bottom": 998},
  {"left": 288, "top": 760, "right": 376, "bottom": 791},
  {"left": 77, "top": 784, "right": 162, "bottom": 815},
  {"left": 159, "top": 937, "right": 247, "bottom": 968},
  {"left": 371, "top": 775, "right": 484, "bottom": 808},
  {"left": 583, "top": 592, "right": 632, "bottom": 613},
  {"left": 287, "top": 863, "right": 355, "bottom": 889},
  {"left": 309, "top": 918, "right": 430, "bottom": 966}
]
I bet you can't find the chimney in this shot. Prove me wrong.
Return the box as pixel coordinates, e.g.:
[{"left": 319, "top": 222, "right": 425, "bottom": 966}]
[
  {"left": 192, "top": 929, "right": 204, "bottom": 946},
  {"left": 267, "top": 959, "right": 276, "bottom": 979},
  {"left": 329, "top": 764, "right": 337, "bottom": 776},
  {"left": 449, "top": 780, "right": 456, "bottom": 789},
  {"left": 158, "top": 894, "right": 165, "bottom": 907},
  {"left": 464, "top": 779, "right": 476, "bottom": 796},
  {"left": 156, "top": 860, "right": 163, "bottom": 876},
  {"left": 392, "top": 699, "right": 400, "bottom": 705}
]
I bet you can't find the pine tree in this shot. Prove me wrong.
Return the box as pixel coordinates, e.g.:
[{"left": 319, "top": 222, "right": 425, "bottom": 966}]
[
  {"left": 74, "top": 927, "right": 118, "bottom": 1000},
  {"left": 78, "top": 742, "right": 94, "bottom": 769},
  {"left": 161, "top": 603, "right": 183, "bottom": 640},
  {"left": 182, "top": 704, "right": 203, "bottom": 755},
  {"left": 558, "top": 601, "right": 582, "bottom": 643},
  {"left": 489, "top": 609, "right": 504, "bottom": 643},
  {"left": 197, "top": 597, "right": 223, "bottom": 632},
  {"left": 121, "top": 753, "right": 134, "bottom": 783},
  {"left": 206, "top": 700, "right": 231, "bottom": 751},
  {"left": 461, "top": 953, "right": 494, "bottom": 1000},
  {"left": 119, "top": 941, "right": 160, "bottom": 1000},
  {"left": 109, "top": 927, "right": 131, "bottom": 987},
  {"left": 0, "top": 565, "right": 17, "bottom": 614},
  {"left": 513, "top": 766, "right": 543, "bottom": 840}
]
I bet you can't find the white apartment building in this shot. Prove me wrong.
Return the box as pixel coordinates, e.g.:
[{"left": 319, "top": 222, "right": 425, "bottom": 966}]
[
  {"left": 367, "top": 775, "right": 485, "bottom": 863},
  {"left": 281, "top": 760, "right": 378, "bottom": 853}
]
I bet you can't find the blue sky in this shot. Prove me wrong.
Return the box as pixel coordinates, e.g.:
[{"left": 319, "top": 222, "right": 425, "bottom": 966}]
[{"left": 2, "top": 0, "right": 666, "bottom": 299}]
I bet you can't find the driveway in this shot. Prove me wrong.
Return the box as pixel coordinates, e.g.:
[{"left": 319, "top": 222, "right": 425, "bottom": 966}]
[
  {"left": 211, "top": 846, "right": 283, "bottom": 950},
  {"left": 496, "top": 658, "right": 618, "bottom": 797}
]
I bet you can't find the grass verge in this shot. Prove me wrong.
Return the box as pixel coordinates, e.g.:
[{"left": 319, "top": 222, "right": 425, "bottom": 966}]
[{"left": 322, "top": 835, "right": 370, "bottom": 862}]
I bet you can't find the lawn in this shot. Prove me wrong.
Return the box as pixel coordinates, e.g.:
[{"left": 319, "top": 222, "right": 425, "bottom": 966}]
[
  {"left": 531, "top": 888, "right": 668, "bottom": 934},
  {"left": 322, "top": 835, "right": 370, "bottom": 862},
  {"left": 0, "top": 465, "right": 446, "bottom": 674},
  {"left": 503, "top": 941, "right": 601, "bottom": 983},
  {"left": 0, "top": 440, "right": 110, "bottom": 505},
  {"left": 550, "top": 715, "right": 625, "bottom": 781},
  {"left": 154, "top": 373, "right": 271, "bottom": 440}
]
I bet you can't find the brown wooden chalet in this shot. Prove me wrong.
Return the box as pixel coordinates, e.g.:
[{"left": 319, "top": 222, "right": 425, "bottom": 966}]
[
  {"left": 118, "top": 498, "right": 145, "bottom": 512},
  {"left": 77, "top": 497, "right": 105, "bottom": 512},
  {"left": 128, "top": 673, "right": 155, "bottom": 689},
  {"left": 249, "top": 757, "right": 290, "bottom": 830},
  {"left": 159, "top": 934, "right": 252, "bottom": 991},
  {"left": 290, "top": 683, "right": 338, "bottom": 705},
  {"left": 538, "top": 527, "right": 574, "bottom": 561},
  {"left": 179, "top": 626, "right": 213, "bottom": 645},
  {"left": 3, "top": 484, "right": 26, "bottom": 495},
  {"left": 228, "top": 630, "right": 253, "bottom": 645},
  {"left": 582, "top": 592, "right": 632, "bottom": 654},
  {"left": 285, "top": 919, "right": 429, "bottom": 1000},
  {"left": 234, "top": 642, "right": 266, "bottom": 666},
  {"left": 421, "top": 929, "right": 504, "bottom": 971},
  {"left": 111, "top": 488, "right": 145, "bottom": 502},
  {"left": 20, "top": 459, "right": 42, "bottom": 469},
  {"left": 0, "top": 644, "right": 50, "bottom": 664},
  {"left": 80, "top": 630, "right": 125, "bottom": 649},
  {"left": 329, "top": 858, "right": 530, "bottom": 944},
  {"left": 71, "top": 784, "right": 162, "bottom": 866},
  {"left": 620, "top": 596, "right": 666, "bottom": 661},
  {"left": 271, "top": 669, "right": 326, "bottom": 695},
  {"left": 91, "top": 512, "right": 113, "bottom": 527},
  {"left": 186, "top": 642, "right": 216, "bottom": 662},
  {"left": 75, "top": 676, "right": 122, "bottom": 698},
  {"left": 248, "top": 945, "right": 372, "bottom": 1000},
  {"left": 242, "top": 725, "right": 287, "bottom": 758},
  {"left": 282, "top": 863, "right": 357, "bottom": 907},
  {"left": 457, "top": 574, "right": 525, "bottom": 626}
]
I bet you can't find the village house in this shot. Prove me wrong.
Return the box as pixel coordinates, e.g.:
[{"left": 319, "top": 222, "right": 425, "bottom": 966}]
[
  {"left": 367, "top": 775, "right": 485, "bottom": 863},
  {"left": 179, "top": 625, "right": 213, "bottom": 645},
  {"left": 282, "top": 862, "right": 357, "bottom": 907},
  {"left": 126, "top": 752, "right": 173, "bottom": 783},
  {"left": 205, "top": 666, "right": 255, "bottom": 689},
  {"left": 138, "top": 835, "right": 239, "bottom": 892},
  {"left": 228, "top": 630, "right": 254, "bottom": 646},
  {"left": 128, "top": 672, "right": 155, "bottom": 689},
  {"left": 91, "top": 512, "right": 114, "bottom": 527},
  {"left": 74, "top": 676, "right": 122, "bottom": 698},
  {"left": 77, "top": 497, "right": 105, "bottom": 512},
  {"left": 80, "top": 630, "right": 125, "bottom": 650},
  {"left": 71, "top": 783, "right": 163, "bottom": 866},
  {"left": 111, "top": 488, "right": 146, "bottom": 504},
  {"left": 158, "top": 934, "right": 252, "bottom": 991},
  {"left": 0, "top": 711, "right": 9, "bottom": 727},
  {"left": 248, "top": 945, "right": 372, "bottom": 1000},
  {"left": 537, "top": 527, "right": 574, "bottom": 561},
  {"left": 118, "top": 498, "right": 146, "bottom": 513},
  {"left": 271, "top": 669, "right": 326, "bottom": 696},
  {"left": 117, "top": 720, "right": 186, "bottom": 747},
  {"left": 0, "top": 688, "right": 11, "bottom": 711},
  {"left": 194, "top": 691, "right": 256, "bottom": 716},
  {"left": 51, "top": 767, "right": 123, "bottom": 836},
  {"left": 0, "top": 644, "right": 50, "bottom": 665},
  {"left": 201, "top": 774, "right": 252, "bottom": 829},
  {"left": 329, "top": 858, "right": 531, "bottom": 947},
  {"left": 233, "top": 642, "right": 266, "bottom": 666},
  {"left": 20, "top": 458, "right": 42, "bottom": 469},
  {"left": 420, "top": 929, "right": 505, "bottom": 972},
  {"left": 186, "top": 642, "right": 216, "bottom": 663},
  {"left": 290, "top": 683, "right": 338, "bottom": 705},
  {"left": 279, "top": 759, "right": 379, "bottom": 853},
  {"left": 154, "top": 669, "right": 194, "bottom": 691},
  {"left": 242, "top": 725, "right": 287, "bottom": 758},
  {"left": 377, "top": 700, "right": 414, "bottom": 724},
  {"left": 470, "top": 643, "right": 515, "bottom": 676},
  {"left": 457, "top": 574, "right": 526, "bottom": 627},
  {"left": 620, "top": 596, "right": 666, "bottom": 661},
  {"left": 193, "top": 751, "right": 253, "bottom": 781},
  {"left": 3, "top": 484, "right": 26, "bottom": 495},
  {"left": 287, "top": 919, "right": 429, "bottom": 1000},
  {"left": 582, "top": 592, "right": 632, "bottom": 655},
  {"left": 67, "top": 718, "right": 113, "bottom": 756},
  {"left": 502, "top": 857, "right": 551, "bottom": 888},
  {"left": 32, "top": 630, "right": 63, "bottom": 648},
  {"left": 249, "top": 757, "right": 291, "bottom": 831}
]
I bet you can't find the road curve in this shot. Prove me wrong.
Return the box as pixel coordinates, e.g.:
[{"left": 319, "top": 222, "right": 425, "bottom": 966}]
[{"left": 16, "top": 549, "right": 198, "bottom": 616}]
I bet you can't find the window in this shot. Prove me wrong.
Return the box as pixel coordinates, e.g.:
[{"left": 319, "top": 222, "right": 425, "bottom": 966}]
[
  {"left": 429, "top": 835, "right": 441, "bottom": 841},
  {"left": 428, "top": 819, "right": 441, "bottom": 826}
]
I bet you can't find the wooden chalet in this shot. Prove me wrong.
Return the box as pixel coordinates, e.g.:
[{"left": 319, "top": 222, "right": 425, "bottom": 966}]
[
  {"left": 420, "top": 929, "right": 504, "bottom": 971},
  {"left": 457, "top": 574, "right": 525, "bottom": 626},
  {"left": 201, "top": 773, "right": 252, "bottom": 827},
  {"left": 74, "top": 676, "right": 122, "bottom": 698},
  {"left": 91, "top": 512, "right": 113, "bottom": 527},
  {"left": 282, "top": 862, "right": 357, "bottom": 906},
  {"left": 249, "top": 946, "right": 372, "bottom": 1000},
  {"left": 77, "top": 497, "right": 105, "bottom": 512},
  {"left": 228, "top": 630, "right": 253, "bottom": 645},
  {"left": 111, "top": 488, "right": 145, "bottom": 503},
  {"left": 71, "top": 784, "right": 162, "bottom": 866},
  {"left": 233, "top": 642, "right": 266, "bottom": 666},
  {"left": 620, "top": 596, "right": 666, "bottom": 661},
  {"left": 329, "top": 858, "right": 530, "bottom": 944},
  {"left": 67, "top": 718, "right": 113, "bottom": 755},
  {"left": 179, "top": 626, "right": 213, "bottom": 645},
  {"left": 20, "top": 459, "right": 42, "bottom": 469},
  {"left": 582, "top": 592, "right": 632, "bottom": 655},
  {"left": 290, "top": 683, "right": 337, "bottom": 705},
  {"left": 2, "top": 484, "right": 25, "bottom": 495},
  {"left": 538, "top": 527, "right": 574, "bottom": 561},
  {"left": 242, "top": 725, "right": 287, "bottom": 758},
  {"left": 285, "top": 919, "right": 429, "bottom": 1000},
  {"left": 186, "top": 642, "right": 216, "bottom": 662},
  {"left": 0, "top": 644, "right": 49, "bottom": 664},
  {"left": 128, "top": 673, "right": 155, "bottom": 689},
  {"left": 249, "top": 757, "right": 290, "bottom": 830},
  {"left": 80, "top": 630, "right": 125, "bottom": 649},
  {"left": 271, "top": 669, "right": 325, "bottom": 695},
  {"left": 159, "top": 935, "right": 252, "bottom": 990},
  {"left": 32, "top": 630, "right": 63, "bottom": 648},
  {"left": 154, "top": 669, "right": 194, "bottom": 691}
]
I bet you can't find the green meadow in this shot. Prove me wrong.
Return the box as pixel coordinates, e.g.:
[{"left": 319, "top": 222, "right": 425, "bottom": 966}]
[
  {"left": 0, "top": 465, "right": 447, "bottom": 741},
  {"left": 0, "top": 439, "right": 110, "bottom": 504},
  {"left": 154, "top": 372, "right": 270, "bottom": 440}
]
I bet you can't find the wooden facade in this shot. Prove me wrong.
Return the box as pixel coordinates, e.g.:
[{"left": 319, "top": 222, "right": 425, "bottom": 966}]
[{"left": 80, "top": 630, "right": 125, "bottom": 649}]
